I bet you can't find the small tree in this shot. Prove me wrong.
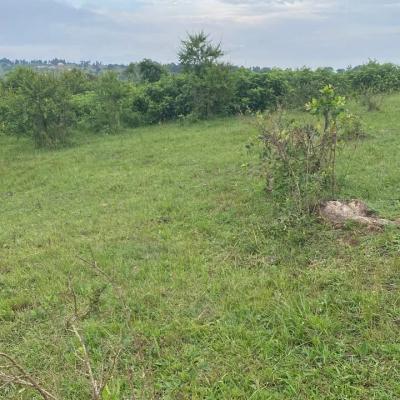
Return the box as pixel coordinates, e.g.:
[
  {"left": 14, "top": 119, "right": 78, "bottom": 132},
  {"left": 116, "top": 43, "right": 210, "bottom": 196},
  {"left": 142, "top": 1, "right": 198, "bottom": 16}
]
[
  {"left": 1, "top": 68, "right": 75, "bottom": 148},
  {"left": 178, "top": 31, "right": 223, "bottom": 75},
  {"left": 178, "top": 32, "right": 232, "bottom": 118},
  {"left": 258, "top": 85, "right": 346, "bottom": 214},
  {"left": 305, "top": 85, "right": 346, "bottom": 194},
  {"left": 306, "top": 84, "right": 345, "bottom": 133}
]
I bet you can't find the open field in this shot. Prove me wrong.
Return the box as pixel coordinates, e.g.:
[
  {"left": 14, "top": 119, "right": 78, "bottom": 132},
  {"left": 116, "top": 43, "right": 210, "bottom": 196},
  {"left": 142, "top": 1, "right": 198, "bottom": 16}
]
[{"left": 1, "top": 95, "right": 400, "bottom": 399}]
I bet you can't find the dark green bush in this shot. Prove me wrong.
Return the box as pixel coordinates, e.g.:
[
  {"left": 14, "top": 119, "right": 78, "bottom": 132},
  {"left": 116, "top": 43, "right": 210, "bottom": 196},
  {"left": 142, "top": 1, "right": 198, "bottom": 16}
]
[
  {"left": 232, "top": 68, "right": 289, "bottom": 112},
  {"left": 89, "top": 71, "right": 129, "bottom": 133},
  {"left": 1, "top": 68, "right": 75, "bottom": 148},
  {"left": 187, "top": 64, "right": 234, "bottom": 118},
  {"left": 348, "top": 60, "right": 400, "bottom": 94}
]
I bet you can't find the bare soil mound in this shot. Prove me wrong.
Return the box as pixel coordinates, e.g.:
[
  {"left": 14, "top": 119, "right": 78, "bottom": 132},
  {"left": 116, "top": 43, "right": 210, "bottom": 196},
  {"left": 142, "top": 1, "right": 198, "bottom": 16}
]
[{"left": 320, "top": 200, "right": 400, "bottom": 228}]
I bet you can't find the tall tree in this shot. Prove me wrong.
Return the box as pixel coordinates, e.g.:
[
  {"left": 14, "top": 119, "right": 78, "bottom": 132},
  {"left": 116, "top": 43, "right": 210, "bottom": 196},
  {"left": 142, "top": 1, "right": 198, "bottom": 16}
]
[{"left": 178, "top": 31, "right": 224, "bottom": 74}]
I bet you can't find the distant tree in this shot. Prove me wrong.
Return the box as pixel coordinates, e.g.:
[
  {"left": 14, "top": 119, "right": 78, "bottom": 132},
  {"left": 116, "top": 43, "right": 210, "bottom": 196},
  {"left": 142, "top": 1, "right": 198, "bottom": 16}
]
[
  {"left": 50, "top": 58, "right": 66, "bottom": 66},
  {"left": 0, "top": 58, "right": 13, "bottom": 66},
  {"left": 124, "top": 63, "right": 141, "bottom": 82},
  {"left": 178, "top": 31, "right": 224, "bottom": 74},
  {"left": 138, "top": 59, "right": 165, "bottom": 83},
  {"left": 165, "top": 63, "right": 183, "bottom": 74},
  {"left": 80, "top": 60, "right": 91, "bottom": 68},
  {"left": 61, "top": 68, "right": 95, "bottom": 94}
]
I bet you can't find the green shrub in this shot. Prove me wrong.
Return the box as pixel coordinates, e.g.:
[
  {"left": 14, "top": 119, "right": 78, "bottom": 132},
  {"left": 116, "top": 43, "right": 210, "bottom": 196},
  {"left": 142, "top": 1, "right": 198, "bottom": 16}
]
[
  {"left": 348, "top": 60, "right": 400, "bottom": 94},
  {"left": 61, "top": 68, "right": 96, "bottom": 94},
  {"left": 89, "top": 72, "right": 128, "bottom": 133},
  {"left": 285, "top": 67, "right": 345, "bottom": 109},
  {"left": 136, "top": 75, "right": 192, "bottom": 123},
  {"left": 1, "top": 68, "right": 75, "bottom": 148},
  {"left": 187, "top": 64, "right": 234, "bottom": 118},
  {"left": 71, "top": 91, "right": 96, "bottom": 121},
  {"left": 138, "top": 59, "right": 166, "bottom": 83},
  {"left": 232, "top": 68, "right": 289, "bottom": 113},
  {"left": 258, "top": 85, "right": 347, "bottom": 214}
]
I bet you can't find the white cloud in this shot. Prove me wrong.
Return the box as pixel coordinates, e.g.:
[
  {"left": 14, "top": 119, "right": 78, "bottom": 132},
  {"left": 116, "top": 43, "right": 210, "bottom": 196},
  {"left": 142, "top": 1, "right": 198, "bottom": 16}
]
[{"left": 1, "top": 0, "right": 399, "bottom": 67}]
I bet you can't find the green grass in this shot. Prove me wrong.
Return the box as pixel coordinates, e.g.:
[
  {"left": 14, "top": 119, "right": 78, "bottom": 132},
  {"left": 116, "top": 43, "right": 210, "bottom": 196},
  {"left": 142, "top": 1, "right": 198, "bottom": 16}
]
[{"left": 1, "top": 95, "right": 400, "bottom": 399}]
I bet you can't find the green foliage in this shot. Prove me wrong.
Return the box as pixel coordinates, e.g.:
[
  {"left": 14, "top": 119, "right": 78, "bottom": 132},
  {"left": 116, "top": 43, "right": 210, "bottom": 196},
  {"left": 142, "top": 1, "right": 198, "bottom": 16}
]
[
  {"left": 124, "top": 59, "right": 166, "bottom": 84},
  {"left": 348, "top": 60, "right": 400, "bottom": 94},
  {"left": 127, "top": 74, "right": 191, "bottom": 124},
  {"left": 61, "top": 68, "right": 95, "bottom": 94},
  {"left": 0, "top": 68, "right": 74, "bottom": 148},
  {"left": 187, "top": 64, "right": 234, "bottom": 118},
  {"left": 70, "top": 91, "right": 97, "bottom": 121},
  {"left": 177, "top": 32, "right": 234, "bottom": 119},
  {"left": 260, "top": 86, "right": 347, "bottom": 214},
  {"left": 178, "top": 31, "right": 224, "bottom": 74},
  {"left": 306, "top": 84, "right": 346, "bottom": 132},
  {"left": 360, "top": 88, "right": 383, "bottom": 112},
  {"left": 89, "top": 71, "right": 129, "bottom": 133},
  {"left": 233, "top": 68, "right": 289, "bottom": 112},
  {"left": 123, "top": 62, "right": 141, "bottom": 83},
  {"left": 258, "top": 113, "right": 330, "bottom": 214},
  {"left": 138, "top": 58, "right": 166, "bottom": 83},
  {"left": 2, "top": 38, "right": 400, "bottom": 145},
  {"left": 283, "top": 67, "right": 348, "bottom": 109},
  {"left": 101, "top": 380, "right": 125, "bottom": 400}
]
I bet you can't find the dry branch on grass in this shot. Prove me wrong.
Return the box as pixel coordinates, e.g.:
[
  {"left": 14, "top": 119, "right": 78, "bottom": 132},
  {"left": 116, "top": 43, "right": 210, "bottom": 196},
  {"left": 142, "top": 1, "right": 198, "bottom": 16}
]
[
  {"left": 0, "top": 352, "right": 58, "bottom": 400},
  {"left": 1, "top": 255, "right": 130, "bottom": 399},
  {"left": 70, "top": 324, "right": 121, "bottom": 400}
]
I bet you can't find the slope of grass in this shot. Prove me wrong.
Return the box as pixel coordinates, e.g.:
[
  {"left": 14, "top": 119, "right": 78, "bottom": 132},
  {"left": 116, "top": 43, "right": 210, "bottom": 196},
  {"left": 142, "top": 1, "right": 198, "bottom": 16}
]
[{"left": 0, "top": 96, "right": 400, "bottom": 399}]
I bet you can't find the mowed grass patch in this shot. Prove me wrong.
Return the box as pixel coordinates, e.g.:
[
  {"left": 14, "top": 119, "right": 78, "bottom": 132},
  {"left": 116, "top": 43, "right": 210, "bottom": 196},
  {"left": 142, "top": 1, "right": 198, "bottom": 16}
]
[{"left": 1, "top": 98, "right": 400, "bottom": 399}]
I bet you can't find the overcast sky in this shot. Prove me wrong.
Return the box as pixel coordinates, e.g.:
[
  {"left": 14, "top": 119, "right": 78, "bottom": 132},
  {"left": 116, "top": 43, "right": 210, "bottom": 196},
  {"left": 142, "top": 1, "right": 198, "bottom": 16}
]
[{"left": 0, "top": 0, "right": 399, "bottom": 68}]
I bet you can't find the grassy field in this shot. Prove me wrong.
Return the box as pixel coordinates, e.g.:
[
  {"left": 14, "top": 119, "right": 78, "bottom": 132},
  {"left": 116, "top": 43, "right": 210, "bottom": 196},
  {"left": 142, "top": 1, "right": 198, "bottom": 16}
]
[{"left": 1, "top": 95, "right": 400, "bottom": 399}]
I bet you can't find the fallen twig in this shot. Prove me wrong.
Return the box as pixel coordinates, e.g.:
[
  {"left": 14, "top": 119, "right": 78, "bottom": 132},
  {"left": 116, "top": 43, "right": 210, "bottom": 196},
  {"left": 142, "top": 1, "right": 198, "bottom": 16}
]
[{"left": 0, "top": 353, "right": 58, "bottom": 400}]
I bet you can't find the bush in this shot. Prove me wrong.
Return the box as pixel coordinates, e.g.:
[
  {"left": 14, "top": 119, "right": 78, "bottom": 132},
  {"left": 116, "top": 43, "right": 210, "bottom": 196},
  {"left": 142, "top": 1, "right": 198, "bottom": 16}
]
[
  {"left": 89, "top": 72, "right": 129, "bottom": 133},
  {"left": 2, "top": 35, "right": 398, "bottom": 147},
  {"left": 258, "top": 85, "right": 346, "bottom": 214},
  {"left": 348, "top": 60, "right": 400, "bottom": 94},
  {"left": 232, "top": 68, "right": 289, "bottom": 113},
  {"left": 285, "top": 67, "right": 344, "bottom": 109},
  {"left": 187, "top": 64, "right": 234, "bottom": 118},
  {"left": 1, "top": 68, "right": 75, "bottom": 148},
  {"left": 131, "top": 75, "right": 192, "bottom": 124},
  {"left": 258, "top": 113, "right": 329, "bottom": 214},
  {"left": 61, "top": 68, "right": 95, "bottom": 94}
]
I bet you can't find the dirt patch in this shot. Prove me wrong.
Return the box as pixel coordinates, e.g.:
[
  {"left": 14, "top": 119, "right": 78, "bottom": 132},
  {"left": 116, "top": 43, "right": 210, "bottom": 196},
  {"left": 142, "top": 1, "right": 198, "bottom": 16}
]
[{"left": 320, "top": 200, "right": 400, "bottom": 228}]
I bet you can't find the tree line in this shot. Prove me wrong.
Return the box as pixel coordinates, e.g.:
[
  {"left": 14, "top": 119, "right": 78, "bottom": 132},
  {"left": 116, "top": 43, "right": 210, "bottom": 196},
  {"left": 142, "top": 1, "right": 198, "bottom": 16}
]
[{"left": 1, "top": 32, "right": 399, "bottom": 148}]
